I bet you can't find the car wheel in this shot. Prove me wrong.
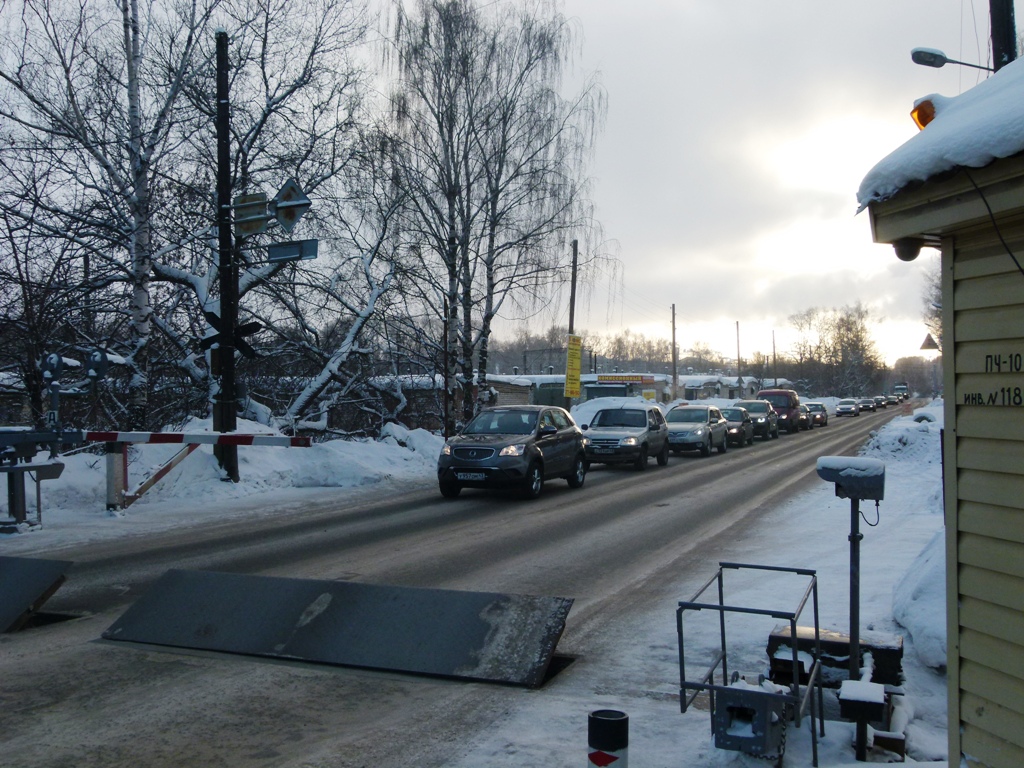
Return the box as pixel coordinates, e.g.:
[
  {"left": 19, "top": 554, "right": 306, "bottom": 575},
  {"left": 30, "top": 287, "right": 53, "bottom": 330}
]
[
  {"left": 566, "top": 454, "right": 586, "bottom": 489},
  {"left": 522, "top": 462, "right": 544, "bottom": 499},
  {"left": 717, "top": 435, "right": 727, "bottom": 454},
  {"left": 634, "top": 445, "right": 649, "bottom": 471},
  {"left": 439, "top": 481, "right": 461, "bottom": 499},
  {"left": 700, "top": 437, "right": 711, "bottom": 457},
  {"left": 656, "top": 442, "right": 669, "bottom": 466}
]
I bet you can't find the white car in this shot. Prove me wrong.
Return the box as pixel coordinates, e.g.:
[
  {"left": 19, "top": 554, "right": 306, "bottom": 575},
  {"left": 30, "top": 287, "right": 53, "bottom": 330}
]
[{"left": 836, "top": 399, "right": 861, "bottom": 417}]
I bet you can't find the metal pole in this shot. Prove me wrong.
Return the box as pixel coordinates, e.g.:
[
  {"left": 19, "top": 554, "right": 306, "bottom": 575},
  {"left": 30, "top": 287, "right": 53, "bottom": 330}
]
[
  {"left": 849, "top": 497, "right": 862, "bottom": 681},
  {"left": 214, "top": 30, "right": 239, "bottom": 482},
  {"left": 671, "top": 304, "right": 678, "bottom": 400},
  {"left": 990, "top": 0, "right": 1017, "bottom": 70},
  {"left": 564, "top": 240, "right": 578, "bottom": 412}
]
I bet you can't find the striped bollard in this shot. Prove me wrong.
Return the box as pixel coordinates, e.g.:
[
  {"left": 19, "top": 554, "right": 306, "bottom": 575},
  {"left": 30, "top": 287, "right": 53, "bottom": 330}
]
[{"left": 588, "top": 709, "right": 628, "bottom": 766}]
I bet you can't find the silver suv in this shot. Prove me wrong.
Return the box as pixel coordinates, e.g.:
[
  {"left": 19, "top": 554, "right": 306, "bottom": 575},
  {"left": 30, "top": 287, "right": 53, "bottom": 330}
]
[{"left": 580, "top": 402, "right": 669, "bottom": 470}]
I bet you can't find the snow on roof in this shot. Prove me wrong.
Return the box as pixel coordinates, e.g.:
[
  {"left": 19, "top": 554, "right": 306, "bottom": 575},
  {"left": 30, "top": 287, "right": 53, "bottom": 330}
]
[{"left": 858, "top": 56, "right": 1024, "bottom": 208}]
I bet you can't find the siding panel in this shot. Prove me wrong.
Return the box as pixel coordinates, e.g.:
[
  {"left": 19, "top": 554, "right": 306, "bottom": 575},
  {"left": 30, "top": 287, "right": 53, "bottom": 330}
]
[
  {"left": 959, "top": 595, "right": 1024, "bottom": 648},
  {"left": 954, "top": 273, "right": 1024, "bottom": 310},
  {"left": 957, "top": 468, "right": 1024, "bottom": 509},
  {"left": 961, "top": 628, "right": 1024, "bottom": 684},
  {"left": 955, "top": 305, "right": 1024, "bottom": 342},
  {"left": 961, "top": 723, "right": 1024, "bottom": 768},
  {"left": 960, "top": 658, "right": 1024, "bottom": 718},
  {"left": 962, "top": 692, "right": 1024, "bottom": 751},
  {"left": 960, "top": 565, "right": 1024, "bottom": 613},
  {"left": 957, "top": 438, "right": 1024, "bottom": 476},
  {"left": 960, "top": 533, "right": 1024, "bottom": 579},
  {"left": 959, "top": 500, "right": 1024, "bottom": 543}
]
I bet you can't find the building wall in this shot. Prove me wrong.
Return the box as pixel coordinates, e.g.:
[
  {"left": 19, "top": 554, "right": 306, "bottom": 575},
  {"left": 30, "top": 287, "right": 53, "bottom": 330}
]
[{"left": 946, "top": 221, "right": 1024, "bottom": 768}]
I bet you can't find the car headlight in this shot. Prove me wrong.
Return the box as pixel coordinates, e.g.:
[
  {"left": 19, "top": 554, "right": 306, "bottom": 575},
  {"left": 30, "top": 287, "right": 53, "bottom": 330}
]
[
  {"left": 728, "top": 427, "right": 738, "bottom": 433},
  {"left": 581, "top": 437, "right": 591, "bottom": 447},
  {"left": 779, "top": 414, "right": 788, "bottom": 420},
  {"left": 694, "top": 428, "right": 704, "bottom": 436},
  {"left": 441, "top": 444, "right": 452, "bottom": 456},
  {"left": 755, "top": 417, "right": 765, "bottom": 423},
  {"left": 499, "top": 443, "right": 526, "bottom": 457},
  {"left": 619, "top": 436, "right": 638, "bottom": 447}
]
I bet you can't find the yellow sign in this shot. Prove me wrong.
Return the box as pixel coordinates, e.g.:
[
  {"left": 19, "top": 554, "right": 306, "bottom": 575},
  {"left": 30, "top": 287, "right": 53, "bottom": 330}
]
[
  {"left": 564, "top": 335, "right": 582, "bottom": 398},
  {"left": 597, "top": 374, "right": 654, "bottom": 384}
]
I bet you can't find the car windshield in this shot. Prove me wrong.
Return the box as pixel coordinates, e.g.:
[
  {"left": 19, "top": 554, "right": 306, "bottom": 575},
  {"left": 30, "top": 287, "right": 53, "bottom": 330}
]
[
  {"left": 667, "top": 409, "right": 706, "bottom": 423},
  {"left": 463, "top": 410, "right": 537, "bottom": 435},
  {"left": 742, "top": 401, "right": 768, "bottom": 413},
  {"left": 807, "top": 403, "right": 823, "bottom": 411},
  {"left": 760, "top": 394, "right": 790, "bottom": 408},
  {"left": 839, "top": 400, "right": 856, "bottom": 405},
  {"left": 591, "top": 408, "right": 647, "bottom": 428},
  {"left": 721, "top": 408, "right": 743, "bottom": 420}
]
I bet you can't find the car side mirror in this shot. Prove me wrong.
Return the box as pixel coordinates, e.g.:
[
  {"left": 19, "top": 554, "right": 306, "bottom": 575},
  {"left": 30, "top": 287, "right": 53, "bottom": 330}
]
[
  {"left": 581, "top": 424, "right": 589, "bottom": 431},
  {"left": 539, "top": 424, "right": 557, "bottom": 437}
]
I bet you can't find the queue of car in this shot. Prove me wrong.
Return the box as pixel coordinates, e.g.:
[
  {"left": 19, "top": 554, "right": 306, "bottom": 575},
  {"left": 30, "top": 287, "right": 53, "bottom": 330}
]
[{"left": 437, "top": 387, "right": 903, "bottom": 500}]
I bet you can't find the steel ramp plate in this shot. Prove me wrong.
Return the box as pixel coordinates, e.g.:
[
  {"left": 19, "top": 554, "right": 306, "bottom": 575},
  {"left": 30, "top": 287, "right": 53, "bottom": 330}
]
[
  {"left": 103, "top": 569, "right": 573, "bottom": 687},
  {"left": 0, "top": 555, "right": 73, "bottom": 632}
]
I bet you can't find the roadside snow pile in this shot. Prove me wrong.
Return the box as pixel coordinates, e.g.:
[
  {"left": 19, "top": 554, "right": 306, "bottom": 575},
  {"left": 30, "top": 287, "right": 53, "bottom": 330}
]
[
  {"left": 860, "top": 400, "right": 943, "bottom": 467},
  {"left": 893, "top": 530, "right": 948, "bottom": 670}
]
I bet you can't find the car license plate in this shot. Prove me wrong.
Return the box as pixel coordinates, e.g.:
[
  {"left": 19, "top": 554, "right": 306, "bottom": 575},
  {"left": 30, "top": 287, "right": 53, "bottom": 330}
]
[
  {"left": 591, "top": 448, "right": 613, "bottom": 454},
  {"left": 455, "top": 472, "right": 486, "bottom": 481}
]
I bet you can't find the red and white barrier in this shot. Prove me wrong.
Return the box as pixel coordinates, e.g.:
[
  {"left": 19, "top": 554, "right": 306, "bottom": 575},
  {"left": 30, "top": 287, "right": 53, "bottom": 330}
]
[
  {"left": 86, "top": 431, "right": 311, "bottom": 447},
  {"left": 91, "top": 432, "right": 311, "bottom": 509}
]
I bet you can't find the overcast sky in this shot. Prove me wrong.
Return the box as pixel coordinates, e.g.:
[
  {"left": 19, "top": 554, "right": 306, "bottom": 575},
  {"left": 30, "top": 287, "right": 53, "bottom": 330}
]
[{"left": 498, "top": 0, "right": 1011, "bottom": 366}]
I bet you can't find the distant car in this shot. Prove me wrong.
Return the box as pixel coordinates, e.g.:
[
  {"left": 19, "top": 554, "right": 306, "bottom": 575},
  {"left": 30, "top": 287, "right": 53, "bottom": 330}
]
[
  {"left": 581, "top": 402, "right": 669, "bottom": 470},
  {"left": 805, "top": 401, "right": 829, "bottom": 426},
  {"left": 874, "top": 396, "right": 887, "bottom": 409},
  {"left": 797, "top": 404, "right": 813, "bottom": 430},
  {"left": 665, "top": 404, "right": 729, "bottom": 456},
  {"left": 733, "top": 399, "right": 779, "bottom": 439},
  {"left": 437, "top": 405, "right": 587, "bottom": 499},
  {"left": 720, "top": 406, "right": 755, "bottom": 446},
  {"left": 858, "top": 397, "right": 877, "bottom": 412},
  {"left": 886, "top": 395, "right": 900, "bottom": 406},
  {"left": 836, "top": 399, "right": 861, "bottom": 417}
]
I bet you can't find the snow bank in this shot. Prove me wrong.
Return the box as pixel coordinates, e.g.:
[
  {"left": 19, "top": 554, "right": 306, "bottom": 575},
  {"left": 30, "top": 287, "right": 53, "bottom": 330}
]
[{"left": 893, "top": 530, "right": 948, "bottom": 670}]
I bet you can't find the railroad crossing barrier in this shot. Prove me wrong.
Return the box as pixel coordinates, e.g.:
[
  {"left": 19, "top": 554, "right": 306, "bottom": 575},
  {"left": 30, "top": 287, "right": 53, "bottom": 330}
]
[{"left": 85, "top": 432, "right": 311, "bottom": 510}]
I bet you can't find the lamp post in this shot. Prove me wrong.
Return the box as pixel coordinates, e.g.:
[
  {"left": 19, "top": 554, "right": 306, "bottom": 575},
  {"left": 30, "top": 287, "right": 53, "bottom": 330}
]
[{"left": 910, "top": 47, "right": 993, "bottom": 72}]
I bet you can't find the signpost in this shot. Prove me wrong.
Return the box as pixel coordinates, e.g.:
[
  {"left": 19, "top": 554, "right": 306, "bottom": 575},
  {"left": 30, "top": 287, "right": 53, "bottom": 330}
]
[{"left": 564, "top": 335, "right": 582, "bottom": 399}]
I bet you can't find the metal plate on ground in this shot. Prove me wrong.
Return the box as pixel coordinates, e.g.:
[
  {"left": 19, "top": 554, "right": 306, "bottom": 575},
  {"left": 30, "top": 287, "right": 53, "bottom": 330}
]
[
  {"left": 0, "top": 555, "right": 73, "bottom": 632},
  {"left": 103, "top": 569, "right": 573, "bottom": 688}
]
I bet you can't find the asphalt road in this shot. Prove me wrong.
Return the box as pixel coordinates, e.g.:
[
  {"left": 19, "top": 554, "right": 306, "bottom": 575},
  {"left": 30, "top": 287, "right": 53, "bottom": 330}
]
[{"left": 0, "top": 407, "right": 898, "bottom": 767}]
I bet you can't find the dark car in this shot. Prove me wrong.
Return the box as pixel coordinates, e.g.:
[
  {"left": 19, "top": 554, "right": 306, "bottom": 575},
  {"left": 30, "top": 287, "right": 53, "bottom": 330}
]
[
  {"left": 797, "top": 404, "right": 813, "bottom": 430},
  {"left": 665, "top": 404, "right": 729, "bottom": 456},
  {"left": 874, "top": 395, "right": 887, "bottom": 409},
  {"left": 581, "top": 402, "right": 669, "bottom": 470},
  {"left": 886, "top": 395, "right": 900, "bottom": 407},
  {"left": 437, "top": 405, "right": 587, "bottom": 499},
  {"left": 733, "top": 399, "right": 780, "bottom": 439},
  {"left": 756, "top": 388, "right": 802, "bottom": 434},
  {"left": 720, "top": 406, "right": 755, "bottom": 446},
  {"left": 858, "top": 397, "right": 877, "bottom": 413},
  {"left": 805, "top": 401, "right": 829, "bottom": 426}
]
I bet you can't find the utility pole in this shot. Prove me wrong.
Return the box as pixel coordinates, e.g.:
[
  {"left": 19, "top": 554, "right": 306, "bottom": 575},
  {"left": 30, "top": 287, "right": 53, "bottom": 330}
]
[
  {"left": 735, "top": 320, "right": 741, "bottom": 384},
  {"left": 213, "top": 30, "right": 239, "bottom": 482},
  {"left": 772, "top": 330, "right": 777, "bottom": 386},
  {"left": 990, "top": 0, "right": 1017, "bottom": 71},
  {"left": 671, "top": 305, "right": 678, "bottom": 401},
  {"left": 564, "top": 240, "right": 579, "bottom": 412}
]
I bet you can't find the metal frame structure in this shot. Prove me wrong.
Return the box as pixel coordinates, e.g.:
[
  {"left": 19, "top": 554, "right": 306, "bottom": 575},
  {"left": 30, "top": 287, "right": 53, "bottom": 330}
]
[{"left": 677, "top": 561, "right": 826, "bottom": 767}]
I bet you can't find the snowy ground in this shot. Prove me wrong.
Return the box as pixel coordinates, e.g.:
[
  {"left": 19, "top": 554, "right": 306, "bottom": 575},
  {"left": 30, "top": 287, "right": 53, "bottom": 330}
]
[{"left": 1, "top": 399, "right": 950, "bottom": 766}]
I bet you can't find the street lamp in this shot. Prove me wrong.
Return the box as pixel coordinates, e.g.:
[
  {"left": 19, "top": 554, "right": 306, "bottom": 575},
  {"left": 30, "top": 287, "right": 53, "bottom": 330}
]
[{"left": 911, "top": 47, "right": 994, "bottom": 72}]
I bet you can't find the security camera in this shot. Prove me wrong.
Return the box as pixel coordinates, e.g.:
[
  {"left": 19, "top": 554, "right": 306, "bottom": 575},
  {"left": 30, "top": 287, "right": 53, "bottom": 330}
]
[{"left": 893, "top": 237, "right": 924, "bottom": 262}]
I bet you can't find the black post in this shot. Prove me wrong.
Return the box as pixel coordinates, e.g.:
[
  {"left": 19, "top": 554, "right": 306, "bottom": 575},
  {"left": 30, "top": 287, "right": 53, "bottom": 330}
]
[
  {"left": 564, "top": 239, "right": 578, "bottom": 411},
  {"left": 849, "top": 497, "right": 862, "bottom": 680},
  {"left": 990, "top": 0, "right": 1017, "bottom": 71},
  {"left": 214, "top": 30, "right": 239, "bottom": 482}
]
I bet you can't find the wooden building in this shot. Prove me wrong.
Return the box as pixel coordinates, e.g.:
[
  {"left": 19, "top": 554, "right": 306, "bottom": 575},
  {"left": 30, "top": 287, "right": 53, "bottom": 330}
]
[{"left": 859, "top": 58, "right": 1024, "bottom": 768}]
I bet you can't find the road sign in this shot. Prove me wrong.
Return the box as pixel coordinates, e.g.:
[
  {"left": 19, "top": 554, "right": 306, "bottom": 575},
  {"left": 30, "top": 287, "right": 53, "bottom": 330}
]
[
  {"left": 233, "top": 192, "right": 269, "bottom": 236},
  {"left": 271, "top": 178, "right": 311, "bottom": 234},
  {"left": 267, "top": 238, "right": 318, "bottom": 263}
]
